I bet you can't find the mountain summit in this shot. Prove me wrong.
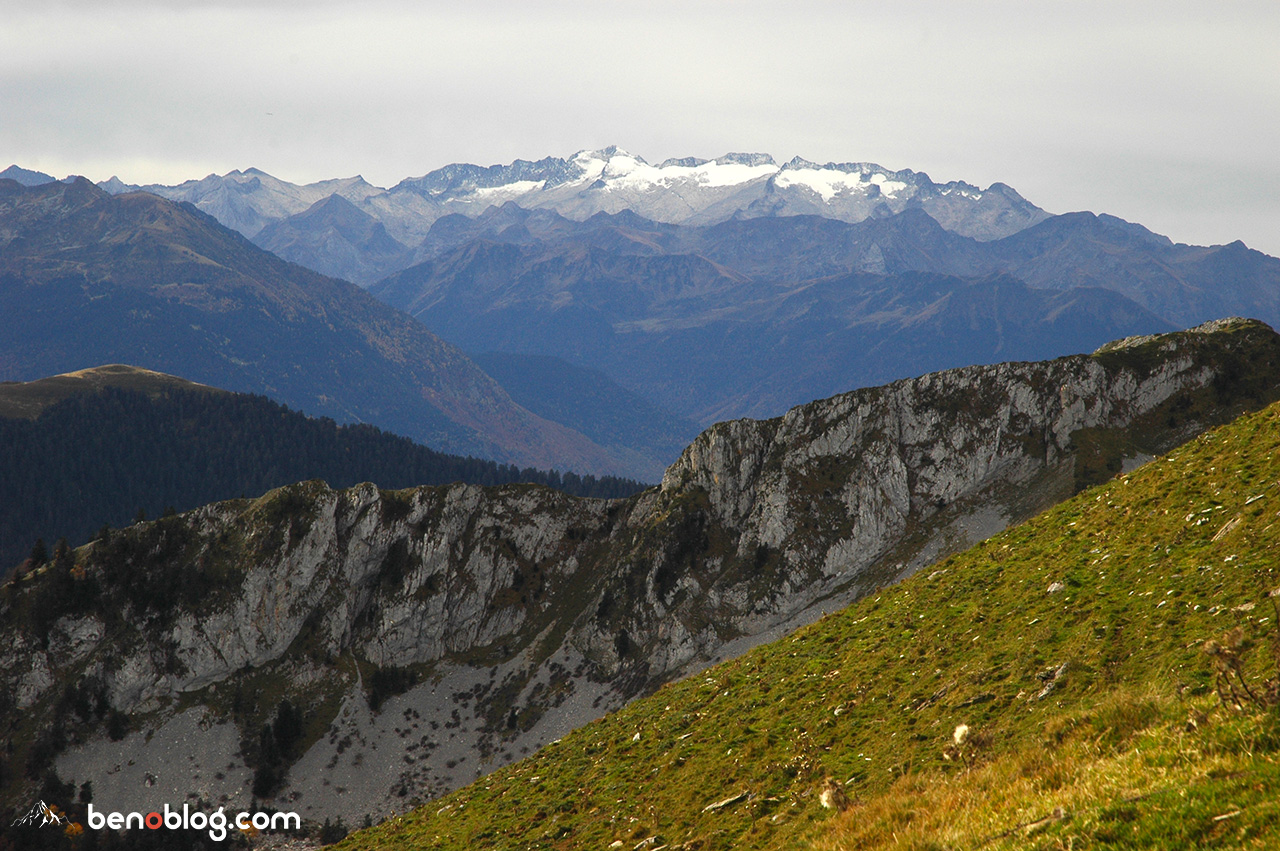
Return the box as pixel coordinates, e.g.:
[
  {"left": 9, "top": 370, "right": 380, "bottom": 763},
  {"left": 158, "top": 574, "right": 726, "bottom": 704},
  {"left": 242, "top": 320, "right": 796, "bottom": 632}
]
[
  {"left": 388, "top": 147, "right": 1048, "bottom": 240},
  {"left": 0, "top": 164, "right": 58, "bottom": 187}
]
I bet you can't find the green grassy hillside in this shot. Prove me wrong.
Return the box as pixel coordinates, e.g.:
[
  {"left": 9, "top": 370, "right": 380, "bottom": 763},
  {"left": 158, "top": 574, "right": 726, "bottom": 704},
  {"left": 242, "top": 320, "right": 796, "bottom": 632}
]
[{"left": 338, "top": 400, "right": 1280, "bottom": 850}]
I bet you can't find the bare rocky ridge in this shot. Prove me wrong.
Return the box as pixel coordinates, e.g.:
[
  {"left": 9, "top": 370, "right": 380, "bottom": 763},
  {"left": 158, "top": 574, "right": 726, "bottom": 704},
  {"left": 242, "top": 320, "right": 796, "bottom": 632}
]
[{"left": 5, "top": 319, "right": 1280, "bottom": 824}]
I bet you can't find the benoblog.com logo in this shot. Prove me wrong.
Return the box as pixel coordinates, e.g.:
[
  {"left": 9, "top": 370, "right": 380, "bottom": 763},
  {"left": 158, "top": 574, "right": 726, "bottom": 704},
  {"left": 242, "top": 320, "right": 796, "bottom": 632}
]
[{"left": 87, "top": 803, "right": 300, "bottom": 841}]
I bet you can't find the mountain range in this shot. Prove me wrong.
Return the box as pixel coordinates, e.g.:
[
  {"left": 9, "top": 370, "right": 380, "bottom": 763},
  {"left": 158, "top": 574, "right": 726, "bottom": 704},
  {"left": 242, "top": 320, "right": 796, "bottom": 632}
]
[
  {"left": 372, "top": 196, "right": 1280, "bottom": 425},
  {"left": 372, "top": 206, "right": 1181, "bottom": 423},
  {"left": 85, "top": 150, "right": 1280, "bottom": 432},
  {"left": 96, "top": 148, "right": 1048, "bottom": 285},
  {"left": 5, "top": 144, "right": 1280, "bottom": 847},
  {"left": 0, "top": 177, "right": 643, "bottom": 476}
]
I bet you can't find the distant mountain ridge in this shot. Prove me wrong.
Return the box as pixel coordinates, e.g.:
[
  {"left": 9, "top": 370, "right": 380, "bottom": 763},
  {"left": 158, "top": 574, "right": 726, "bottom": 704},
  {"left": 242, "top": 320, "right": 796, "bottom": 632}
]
[
  {"left": 0, "top": 165, "right": 61, "bottom": 187},
  {"left": 984, "top": 211, "right": 1280, "bottom": 328},
  {"left": 95, "top": 148, "right": 1048, "bottom": 285},
  {"left": 383, "top": 147, "right": 1048, "bottom": 240},
  {"left": 253, "top": 193, "right": 414, "bottom": 285},
  {"left": 0, "top": 177, "right": 630, "bottom": 475},
  {"left": 109, "top": 166, "right": 383, "bottom": 238},
  {"left": 372, "top": 201, "right": 1280, "bottom": 424},
  {"left": 394, "top": 202, "right": 1280, "bottom": 331},
  {"left": 372, "top": 206, "right": 1176, "bottom": 424},
  {"left": 18, "top": 151, "right": 1280, "bottom": 473}
]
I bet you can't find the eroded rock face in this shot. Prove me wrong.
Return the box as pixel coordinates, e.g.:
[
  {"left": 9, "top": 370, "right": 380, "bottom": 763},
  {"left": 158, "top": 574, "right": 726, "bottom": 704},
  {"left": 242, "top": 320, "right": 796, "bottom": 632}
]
[
  {"left": 5, "top": 318, "right": 1280, "bottom": 822},
  {"left": 663, "top": 346, "right": 1199, "bottom": 583}
]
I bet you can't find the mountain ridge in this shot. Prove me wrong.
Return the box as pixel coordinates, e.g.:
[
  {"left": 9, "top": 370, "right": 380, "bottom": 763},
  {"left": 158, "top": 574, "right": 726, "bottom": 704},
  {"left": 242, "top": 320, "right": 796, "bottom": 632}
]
[
  {"left": 0, "top": 363, "right": 220, "bottom": 420},
  {"left": 5, "top": 318, "right": 1278, "bottom": 827},
  {"left": 373, "top": 225, "right": 1177, "bottom": 424},
  {"left": 372, "top": 202, "right": 1280, "bottom": 425},
  {"left": 339, "top": 384, "right": 1280, "bottom": 850},
  {"left": 90, "top": 148, "right": 1048, "bottom": 284},
  {"left": 0, "top": 177, "right": 627, "bottom": 475}
]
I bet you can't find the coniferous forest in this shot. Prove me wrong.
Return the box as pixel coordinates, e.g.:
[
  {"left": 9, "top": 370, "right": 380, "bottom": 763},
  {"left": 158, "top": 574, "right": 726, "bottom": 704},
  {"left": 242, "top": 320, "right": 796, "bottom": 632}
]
[{"left": 0, "top": 385, "right": 645, "bottom": 575}]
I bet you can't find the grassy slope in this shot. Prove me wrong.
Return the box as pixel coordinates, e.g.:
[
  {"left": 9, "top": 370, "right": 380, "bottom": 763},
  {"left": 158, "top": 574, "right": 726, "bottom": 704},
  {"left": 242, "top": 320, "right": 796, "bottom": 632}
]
[{"left": 339, "top": 401, "right": 1280, "bottom": 851}]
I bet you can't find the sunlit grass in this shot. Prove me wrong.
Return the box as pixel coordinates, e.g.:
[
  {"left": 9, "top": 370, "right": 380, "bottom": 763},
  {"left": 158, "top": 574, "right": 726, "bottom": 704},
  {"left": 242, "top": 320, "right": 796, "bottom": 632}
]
[{"left": 815, "top": 693, "right": 1280, "bottom": 849}]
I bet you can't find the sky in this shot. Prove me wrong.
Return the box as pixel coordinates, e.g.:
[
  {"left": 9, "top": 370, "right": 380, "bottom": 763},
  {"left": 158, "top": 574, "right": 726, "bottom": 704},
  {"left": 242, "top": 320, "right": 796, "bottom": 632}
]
[{"left": 3, "top": 0, "right": 1279, "bottom": 254}]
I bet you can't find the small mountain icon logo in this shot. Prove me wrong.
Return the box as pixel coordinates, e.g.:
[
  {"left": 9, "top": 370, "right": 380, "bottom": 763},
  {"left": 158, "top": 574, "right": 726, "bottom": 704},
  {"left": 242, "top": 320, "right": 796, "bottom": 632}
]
[{"left": 11, "top": 800, "right": 70, "bottom": 828}]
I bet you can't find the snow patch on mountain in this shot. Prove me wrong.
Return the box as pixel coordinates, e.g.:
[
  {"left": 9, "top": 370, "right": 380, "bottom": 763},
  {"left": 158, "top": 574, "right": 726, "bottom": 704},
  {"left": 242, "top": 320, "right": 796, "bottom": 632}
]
[
  {"left": 555, "top": 150, "right": 994, "bottom": 213},
  {"left": 470, "top": 179, "right": 546, "bottom": 198},
  {"left": 938, "top": 183, "right": 984, "bottom": 200},
  {"left": 774, "top": 167, "right": 909, "bottom": 201},
  {"left": 570, "top": 149, "right": 612, "bottom": 183}
]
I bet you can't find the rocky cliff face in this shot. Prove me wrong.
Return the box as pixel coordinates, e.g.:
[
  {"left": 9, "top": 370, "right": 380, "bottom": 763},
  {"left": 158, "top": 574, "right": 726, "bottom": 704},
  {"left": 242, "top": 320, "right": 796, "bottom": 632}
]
[{"left": 4, "top": 319, "right": 1279, "bottom": 824}]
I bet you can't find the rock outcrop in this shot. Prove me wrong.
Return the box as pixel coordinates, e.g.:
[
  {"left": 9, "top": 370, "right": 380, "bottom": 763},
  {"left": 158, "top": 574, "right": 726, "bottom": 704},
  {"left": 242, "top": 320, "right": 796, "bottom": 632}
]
[{"left": 4, "top": 318, "right": 1280, "bottom": 823}]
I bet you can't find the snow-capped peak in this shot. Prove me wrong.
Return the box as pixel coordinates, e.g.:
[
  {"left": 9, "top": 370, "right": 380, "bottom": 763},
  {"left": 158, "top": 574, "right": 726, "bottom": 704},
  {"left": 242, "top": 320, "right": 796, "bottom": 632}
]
[
  {"left": 774, "top": 158, "right": 914, "bottom": 201},
  {"left": 103, "top": 147, "right": 1047, "bottom": 249},
  {"left": 471, "top": 179, "right": 546, "bottom": 198},
  {"left": 563, "top": 148, "right": 780, "bottom": 192},
  {"left": 407, "top": 149, "right": 942, "bottom": 205}
]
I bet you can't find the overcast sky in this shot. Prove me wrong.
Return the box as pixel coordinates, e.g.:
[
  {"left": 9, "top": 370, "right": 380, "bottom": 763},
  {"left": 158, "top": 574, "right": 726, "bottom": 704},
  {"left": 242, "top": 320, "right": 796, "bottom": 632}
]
[{"left": 3, "top": 0, "right": 1278, "bottom": 254}]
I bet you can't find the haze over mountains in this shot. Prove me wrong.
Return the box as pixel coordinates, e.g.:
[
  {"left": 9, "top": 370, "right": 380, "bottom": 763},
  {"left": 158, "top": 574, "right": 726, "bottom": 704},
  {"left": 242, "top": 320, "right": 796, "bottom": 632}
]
[
  {"left": 373, "top": 199, "right": 1280, "bottom": 423},
  {"left": 372, "top": 206, "right": 1179, "bottom": 423}
]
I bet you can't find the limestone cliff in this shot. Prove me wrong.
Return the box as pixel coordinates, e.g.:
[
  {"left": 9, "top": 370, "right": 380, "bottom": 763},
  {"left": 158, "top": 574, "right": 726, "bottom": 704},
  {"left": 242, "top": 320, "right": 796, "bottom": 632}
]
[{"left": 3, "top": 318, "right": 1279, "bottom": 824}]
